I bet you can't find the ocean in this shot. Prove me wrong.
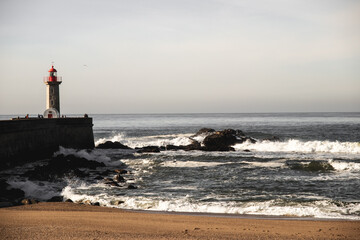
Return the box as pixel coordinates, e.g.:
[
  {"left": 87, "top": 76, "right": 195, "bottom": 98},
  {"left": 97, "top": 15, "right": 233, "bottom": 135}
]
[{"left": 2, "top": 113, "right": 360, "bottom": 219}]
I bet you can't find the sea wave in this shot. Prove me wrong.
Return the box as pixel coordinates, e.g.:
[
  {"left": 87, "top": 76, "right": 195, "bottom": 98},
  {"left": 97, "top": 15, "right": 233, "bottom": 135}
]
[
  {"left": 96, "top": 132, "right": 360, "bottom": 155},
  {"left": 54, "top": 147, "right": 126, "bottom": 167},
  {"left": 329, "top": 160, "right": 360, "bottom": 172},
  {"left": 60, "top": 182, "right": 360, "bottom": 220},
  {"left": 161, "top": 160, "right": 231, "bottom": 168},
  {"left": 7, "top": 178, "right": 64, "bottom": 201},
  {"left": 95, "top": 133, "right": 193, "bottom": 148},
  {"left": 234, "top": 139, "right": 360, "bottom": 154}
]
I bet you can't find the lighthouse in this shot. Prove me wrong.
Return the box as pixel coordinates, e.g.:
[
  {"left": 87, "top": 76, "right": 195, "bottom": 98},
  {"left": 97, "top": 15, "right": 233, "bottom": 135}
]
[{"left": 44, "top": 65, "right": 62, "bottom": 118}]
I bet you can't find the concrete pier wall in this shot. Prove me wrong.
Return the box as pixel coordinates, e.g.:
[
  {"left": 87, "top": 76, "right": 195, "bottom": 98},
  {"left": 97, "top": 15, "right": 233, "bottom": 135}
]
[{"left": 0, "top": 118, "right": 94, "bottom": 167}]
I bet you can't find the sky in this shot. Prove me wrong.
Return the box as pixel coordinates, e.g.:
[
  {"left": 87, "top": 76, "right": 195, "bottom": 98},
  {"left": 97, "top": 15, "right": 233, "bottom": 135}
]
[{"left": 0, "top": 0, "right": 359, "bottom": 114}]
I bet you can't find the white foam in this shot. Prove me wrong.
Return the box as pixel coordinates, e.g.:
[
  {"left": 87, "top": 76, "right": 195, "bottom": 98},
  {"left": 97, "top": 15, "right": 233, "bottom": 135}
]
[
  {"left": 161, "top": 161, "right": 230, "bottom": 168},
  {"left": 96, "top": 132, "right": 193, "bottom": 148},
  {"left": 95, "top": 132, "right": 126, "bottom": 146},
  {"left": 234, "top": 139, "right": 360, "bottom": 154},
  {"left": 54, "top": 147, "right": 123, "bottom": 167},
  {"left": 109, "top": 196, "right": 360, "bottom": 220},
  {"left": 242, "top": 160, "right": 285, "bottom": 168},
  {"left": 192, "top": 134, "right": 208, "bottom": 146},
  {"left": 7, "top": 179, "right": 63, "bottom": 200},
  {"left": 329, "top": 160, "right": 360, "bottom": 172},
  {"left": 58, "top": 180, "right": 360, "bottom": 220}
]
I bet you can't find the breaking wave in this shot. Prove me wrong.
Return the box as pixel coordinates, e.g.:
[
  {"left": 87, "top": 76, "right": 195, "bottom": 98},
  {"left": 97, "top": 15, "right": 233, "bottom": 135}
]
[
  {"left": 60, "top": 181, "right": 360, "bottom": 220},
  {"left": 95, "top": 132, "right": 193, "bottom": 149},
  {"left": 234, "top": 139, "right": 360, "bottom": 154}
]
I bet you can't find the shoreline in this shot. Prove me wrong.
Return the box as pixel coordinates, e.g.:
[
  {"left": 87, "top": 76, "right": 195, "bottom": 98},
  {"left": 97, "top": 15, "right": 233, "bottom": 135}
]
[
  {"left": 3, "top": 201, "right": 358, "bottom": 221},
  {"left": 1, "top": 202, "right": 359, "bottom": 239},
  {"left": 127, "top": 209, "right": 359, "bottom": 221}
]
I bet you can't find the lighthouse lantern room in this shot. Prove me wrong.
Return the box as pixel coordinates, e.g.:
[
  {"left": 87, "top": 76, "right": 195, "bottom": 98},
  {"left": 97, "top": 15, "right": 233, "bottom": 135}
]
[{"left": 44, "top": 65, "right": 62, "bottom": 118}]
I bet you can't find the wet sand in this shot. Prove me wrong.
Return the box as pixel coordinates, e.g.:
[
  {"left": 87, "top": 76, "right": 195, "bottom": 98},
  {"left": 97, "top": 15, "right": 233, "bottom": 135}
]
[{"left": 0, "top": 202, "right": 359, "bottom": 239}]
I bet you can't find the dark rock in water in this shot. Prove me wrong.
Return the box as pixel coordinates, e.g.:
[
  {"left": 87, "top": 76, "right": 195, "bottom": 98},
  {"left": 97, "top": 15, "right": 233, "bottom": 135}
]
[
  {"left": 103, "top": 177, "right": 113, "bottom": 182},
  {"left": 243, "top": 149, "right": 251, "bottom": 152},
  {"left": 165, "top": 144, "right": 180, "bottom": 151},
  {"left": 138, "top": 128, "right": 254, "bottom": 153},
  {"left": 115, "top": 169, "right": 128, "bottom": 174},
  {"left": 92, "top": 202, "right": 100, "bottom": 206},
  {"left": 306, "top": 161, "right": 335, "bottom": 172},
  {"left": 96, "top": 141, "right": 132, "bottom": 149},
  {"left": 0, "top": 180, "right": 25, "bottom": 203},
  {"left": 203, "top": 129, "right": 238, "bottom": 151},
  {"left": 137, "top": 146, "right": 161, "bottom": 153},
  {"left": 193, "top": 128, "right": 216, "bottom": 136},
  {"left": 235, "top": 130, "right": 246, "bottom": 137},
  {"left": 23, "top": 154, "right": 105, "bottom": 181},
  {"left": 65, "top": 199, "right": 73, "bottom": 203},
  {"left": 109, "top": 182, "right": 120, "bottom": 187},
  {"left": 114, "top": 174, "right": 126, "bottom": 182},
  {"left": 47, "top": 196, "right": 64, "bottom": 202},
  {"left": 104, "top": 178, "right": 120, "bottom": 186},
  {"left": 128, "top": 184, "right": 137, "bottom": 189},
  {"left": 182, "top": 140, "right": 202, "bottom": 151},
  {"left": 166, "top": 139, "right": 202, "bottom": 151},
  {"left": 219, "top": 129, "right": 237, "bottom": 135},
  {"left": 290, "top": 161, "right": 335, "bottom": 172},
  {"left": 4, "top": 188, "right": 25, "bottom": 201},
  {"left": 290, "top": 163, "right": 301, "bottom": 170}
]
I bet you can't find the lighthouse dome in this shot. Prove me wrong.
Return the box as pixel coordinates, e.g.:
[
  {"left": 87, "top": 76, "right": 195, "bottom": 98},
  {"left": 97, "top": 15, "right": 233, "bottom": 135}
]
[{"left": 49, "top": 66, "right": 57, "bottom": 72}]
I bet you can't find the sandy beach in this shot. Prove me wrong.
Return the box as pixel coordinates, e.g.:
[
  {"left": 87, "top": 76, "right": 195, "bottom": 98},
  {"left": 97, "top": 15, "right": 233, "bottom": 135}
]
[{"left": 0, "top": 202, "right": 359, "bottom": 239}]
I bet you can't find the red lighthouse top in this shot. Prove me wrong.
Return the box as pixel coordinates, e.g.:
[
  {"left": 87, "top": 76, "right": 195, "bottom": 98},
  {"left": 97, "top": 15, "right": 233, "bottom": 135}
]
[
  {"left": 44, "top": 65, "right": 62, "bottom": 83},
  {"left": 49, "top": 65, "right": 57, "bottom": 73}
]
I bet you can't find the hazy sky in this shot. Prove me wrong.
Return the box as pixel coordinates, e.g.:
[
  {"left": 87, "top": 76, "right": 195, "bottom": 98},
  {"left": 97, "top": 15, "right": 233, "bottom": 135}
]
[{"left": 0, "top": 0, "right": 359, "bottom": 114}]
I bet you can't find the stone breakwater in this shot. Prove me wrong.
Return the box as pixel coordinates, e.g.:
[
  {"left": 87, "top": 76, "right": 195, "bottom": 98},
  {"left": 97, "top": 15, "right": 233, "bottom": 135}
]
[{"left": 0, "top": 118, "right": 94, "bottom": 168}]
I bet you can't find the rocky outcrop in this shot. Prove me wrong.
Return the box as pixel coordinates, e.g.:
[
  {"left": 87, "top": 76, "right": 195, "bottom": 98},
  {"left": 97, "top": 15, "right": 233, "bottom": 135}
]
[
  {"left": 166, "top": 139, "right": 202, "bottom": 151},
  {"left": 114, "top": 174, "right": 126, "bottom": 182},
  {"left": 134, "top": 128, "right": 257, "bottom": 153},
  {"left": 202, "top": 129, "right": 255, "bottom": 151},
  {"left": 23, "top": 154, "right": 105, "bottom": 181},
  {"left": 128, "top": 184, "right": 138, "bottom": 189},
  {"left": 193, "top": 128, "right": 216, "bottom": 137},
  {"left": 0, "top": 179, "right": 25, "bottom": 206},
  {"left": 137, "top": 146, "right": 161, "bottom": 153},
  {"left": 289, "top": 161, "right": 335, "bottom": 172},
  {"left": 96, "top": 141, "right": 132, "bottom": 149},
  {"left": 202, "top": 129, "right": 238, "bottom": 151}
]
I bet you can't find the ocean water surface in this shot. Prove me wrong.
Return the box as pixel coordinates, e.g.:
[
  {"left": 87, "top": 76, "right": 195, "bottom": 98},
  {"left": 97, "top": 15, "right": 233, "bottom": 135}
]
[{"left": 2, "top": 113, "right": 360, "bottom": 219}]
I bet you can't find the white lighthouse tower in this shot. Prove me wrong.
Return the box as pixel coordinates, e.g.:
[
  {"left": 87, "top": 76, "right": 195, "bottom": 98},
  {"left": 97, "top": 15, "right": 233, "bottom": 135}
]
[{"left": 44, "top": 65, "right": 62, "bottom": 118}]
